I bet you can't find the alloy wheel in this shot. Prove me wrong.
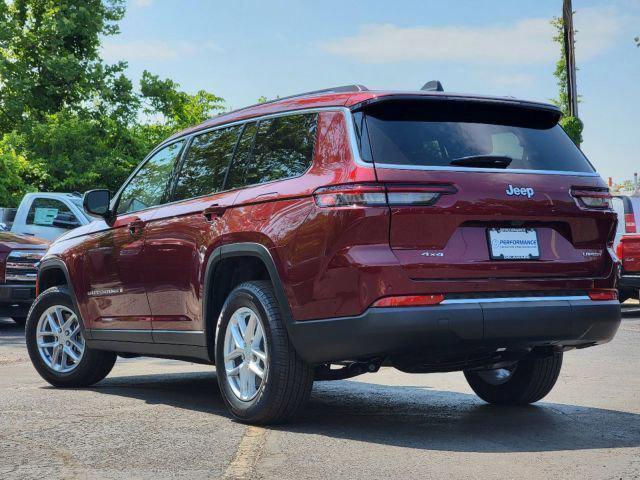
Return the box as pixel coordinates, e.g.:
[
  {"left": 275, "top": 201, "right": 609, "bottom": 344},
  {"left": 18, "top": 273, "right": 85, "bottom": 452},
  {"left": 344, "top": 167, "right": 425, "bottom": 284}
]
[
  {"left": 36, "top": 305, "right": 85, "bottom": 373},
  {"left": 223, "top": 306, "right": 269, "bottom": 401}
]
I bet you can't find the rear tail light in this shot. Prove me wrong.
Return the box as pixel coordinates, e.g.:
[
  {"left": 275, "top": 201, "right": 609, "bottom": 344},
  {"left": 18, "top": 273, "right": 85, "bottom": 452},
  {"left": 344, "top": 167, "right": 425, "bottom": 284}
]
[
  {"left": 616, "top": 241, "right": 624, "bottom": 262},
  {"left": 313, "top": 184, "right": 386, "bottom": 207},
  {"left": 588, "top": 289, "right": 618, "bottom": 301},
  {"left": 314, "top": 183, "right": 456, "bottom": 208},
  {"left": 625, "top": 213, "right": 637, "bottom": 233},
  {"left": 570, "top": 189, "right": 613, "bottom": 210},
  {"left": 385, "top": 184, "right": 457, "bottom": 206},
  {"left": 372, "top": 294, "right": 445, "bottom": 307}
]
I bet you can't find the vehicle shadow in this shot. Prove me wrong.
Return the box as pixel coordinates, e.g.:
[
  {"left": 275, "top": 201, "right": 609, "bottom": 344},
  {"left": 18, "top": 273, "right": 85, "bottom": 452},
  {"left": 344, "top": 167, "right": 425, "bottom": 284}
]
[
  {"left": 87, "top": 369, "right": 640, "bottom": 453},
  {"left": 0, "top": 317, "right": 26, "bottom": 345}
]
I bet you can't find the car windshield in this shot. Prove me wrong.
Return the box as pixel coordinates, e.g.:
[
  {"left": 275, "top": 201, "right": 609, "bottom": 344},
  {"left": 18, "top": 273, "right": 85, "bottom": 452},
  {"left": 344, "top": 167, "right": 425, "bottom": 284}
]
[{"left": 69, "top": 197, "right": 90, "bottom": 221}]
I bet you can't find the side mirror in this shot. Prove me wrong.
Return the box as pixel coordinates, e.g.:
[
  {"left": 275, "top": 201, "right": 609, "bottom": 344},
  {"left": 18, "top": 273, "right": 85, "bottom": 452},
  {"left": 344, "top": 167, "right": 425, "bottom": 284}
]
[
  {"left": 83, "top": 189, "right": 112, "bottom": 220},
  {"left": 52, "top": 213, "right": 80, "bottom": 229}
]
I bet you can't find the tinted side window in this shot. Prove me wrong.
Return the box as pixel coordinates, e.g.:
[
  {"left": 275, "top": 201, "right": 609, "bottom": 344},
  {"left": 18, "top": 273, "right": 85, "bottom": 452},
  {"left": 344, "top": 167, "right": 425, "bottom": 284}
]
[
  {"left": 26, "top": 198, "right": 75, "bottom": 226},
  {"left": 226, "top": 113, "right": 317, "bottom": 190},
  {"left": 174, "top": 126, "right": 242, "bottom": 201},
  {"left": 117, "top": 141, "right": 184, "bottom": 215},
  {"left": 225, "top": 122, "right": 258, "bottom": 190}
]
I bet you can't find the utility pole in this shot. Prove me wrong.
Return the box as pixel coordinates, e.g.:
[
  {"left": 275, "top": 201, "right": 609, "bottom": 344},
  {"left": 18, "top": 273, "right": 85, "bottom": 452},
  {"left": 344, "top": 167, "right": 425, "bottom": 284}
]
[{"left": 563, "top": 0, "right": 578, "bottom": 117}]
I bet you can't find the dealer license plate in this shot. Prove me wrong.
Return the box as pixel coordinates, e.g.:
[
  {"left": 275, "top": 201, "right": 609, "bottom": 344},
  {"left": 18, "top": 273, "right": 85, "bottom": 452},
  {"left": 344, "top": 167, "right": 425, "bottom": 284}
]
[{"left": 487, "top": 228, "right": 540, "bottom": 260}]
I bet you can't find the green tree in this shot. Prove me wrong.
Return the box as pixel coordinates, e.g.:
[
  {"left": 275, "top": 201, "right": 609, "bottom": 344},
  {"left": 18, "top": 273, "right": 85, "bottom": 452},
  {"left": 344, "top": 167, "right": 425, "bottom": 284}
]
[
  {"left": 0, "top": 0, "right": 128, "bottom": 132},
  {"left": 551, "top": 16, "right": 583, "bottom": 146},
  {"left": 140, "top": 71, "right": 225, "bottom": 130},
  {"left": 0, "top": 1, "right": 226, "bottom": 205}
]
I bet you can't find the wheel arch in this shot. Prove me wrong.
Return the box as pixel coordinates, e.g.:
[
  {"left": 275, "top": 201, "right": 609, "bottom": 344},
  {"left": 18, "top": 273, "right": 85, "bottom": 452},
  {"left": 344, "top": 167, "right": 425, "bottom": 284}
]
[
  {"left": 203, "top": 243, "right": 294, "bottom": 361},
  {"left": 36, "top": 258, "right": 91, "bottom": 339}
]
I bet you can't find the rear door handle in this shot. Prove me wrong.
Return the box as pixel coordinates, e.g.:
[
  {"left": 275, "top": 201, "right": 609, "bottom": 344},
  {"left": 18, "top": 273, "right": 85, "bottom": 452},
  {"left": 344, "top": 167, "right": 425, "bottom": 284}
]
[
  {"left": 128, "top": 220, "right": 145, "bottom": 236},
  {"left": 203, "top": 204, "right": 227, "bottom": 222}
]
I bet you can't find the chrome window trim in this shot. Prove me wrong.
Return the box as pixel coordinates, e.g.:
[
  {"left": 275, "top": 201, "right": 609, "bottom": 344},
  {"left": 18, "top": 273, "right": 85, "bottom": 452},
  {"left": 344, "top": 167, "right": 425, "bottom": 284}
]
[
  {"left": 371, "top": 163, "right": 600, "bottom": 177},
  {"left": 441, "top": 295, "right": 591, "bottom": 305}
]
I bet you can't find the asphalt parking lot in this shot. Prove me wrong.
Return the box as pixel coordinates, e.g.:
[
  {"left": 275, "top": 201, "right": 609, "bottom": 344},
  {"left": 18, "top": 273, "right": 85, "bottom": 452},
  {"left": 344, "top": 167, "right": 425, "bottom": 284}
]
[{"left": 1, "top": 306, "right": 639, "bottom": 480}]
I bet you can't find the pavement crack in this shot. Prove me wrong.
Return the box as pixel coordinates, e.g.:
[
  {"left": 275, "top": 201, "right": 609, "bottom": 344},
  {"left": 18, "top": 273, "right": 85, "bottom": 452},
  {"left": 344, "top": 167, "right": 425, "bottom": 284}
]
[{"left": 222, "top": 425, "right": 268, "bottom": 480}]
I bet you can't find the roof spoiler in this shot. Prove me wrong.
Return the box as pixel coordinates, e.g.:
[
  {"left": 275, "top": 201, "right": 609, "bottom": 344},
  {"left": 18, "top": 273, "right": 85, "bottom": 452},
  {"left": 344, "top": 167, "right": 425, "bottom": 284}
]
[{"left": 350, "top": 95, "right": 563, "bottom": 128}]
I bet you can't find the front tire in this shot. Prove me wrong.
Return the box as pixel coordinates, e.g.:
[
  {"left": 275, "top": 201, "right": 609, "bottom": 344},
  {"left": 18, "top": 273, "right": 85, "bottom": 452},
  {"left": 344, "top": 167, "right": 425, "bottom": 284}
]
[
  {"left": 464, "top": 352, "right": 563, "bottom": 405},
  {"left": 26, "top": 287, "right": 117, "bottom": 387},
  {"left": 215, "top": 281, "right": 314, "bottom": 424}
]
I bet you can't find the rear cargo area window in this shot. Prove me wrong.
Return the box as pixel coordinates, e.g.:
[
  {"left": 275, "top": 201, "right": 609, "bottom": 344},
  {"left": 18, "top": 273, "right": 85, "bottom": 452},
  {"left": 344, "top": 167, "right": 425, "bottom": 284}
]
[
  {"left": 226, "top": 113, "right": 317, "bottom": 189},
  {"left": 359, "top": 100, "right": 594, "bottom": 173}
]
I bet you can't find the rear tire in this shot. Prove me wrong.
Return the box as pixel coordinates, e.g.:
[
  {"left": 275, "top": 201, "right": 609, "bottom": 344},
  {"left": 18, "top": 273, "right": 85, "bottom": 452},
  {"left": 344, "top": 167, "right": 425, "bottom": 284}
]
[
  {"left": 26, "top": 287, "right": 117, "bottom": 387},
  {"left": 464, "top": 352, "right": 563, "bottom": 405},
  {"left": 619, "top": 290, "right": 633, "bottom": 303},
  {"left": 215, "top": 281, "right": 314, "bottom": 424}
]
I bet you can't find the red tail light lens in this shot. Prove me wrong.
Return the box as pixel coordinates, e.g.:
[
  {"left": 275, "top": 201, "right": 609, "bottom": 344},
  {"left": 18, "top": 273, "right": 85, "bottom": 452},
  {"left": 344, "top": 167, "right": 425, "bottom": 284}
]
[
  {"left": 588, "top": 289, "right": 618, "bottom": 301},
  {"left": 625, "top": 213, "right": 637, "bottom": 233},
  {"left": 372, "top": 294, "right": 445, "bottom": 307},
  {"left": 314, "top": 183, "right": 456, "bottom": 208},
  {"left": 571, "top": 189, "right": 613, "bottom": 210},
  {"left": 616, "top": 241, "right": 624, "bottom": 262}
]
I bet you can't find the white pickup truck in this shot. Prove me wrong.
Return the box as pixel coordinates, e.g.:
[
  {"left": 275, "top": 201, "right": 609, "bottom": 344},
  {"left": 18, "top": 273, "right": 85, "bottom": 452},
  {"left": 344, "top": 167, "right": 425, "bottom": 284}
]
[{"left": 0, "top": 192, "right": 92, "bottom": 241}]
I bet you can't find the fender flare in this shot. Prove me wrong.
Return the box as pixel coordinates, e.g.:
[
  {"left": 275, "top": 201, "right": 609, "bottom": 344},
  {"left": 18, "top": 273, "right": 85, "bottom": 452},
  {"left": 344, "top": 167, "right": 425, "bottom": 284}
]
[
  {"left": 203, "top": 242, "right": 294, "bottom": 354},
  {"left": 37, "top": 257, "right": 91, "bottom": 340}
]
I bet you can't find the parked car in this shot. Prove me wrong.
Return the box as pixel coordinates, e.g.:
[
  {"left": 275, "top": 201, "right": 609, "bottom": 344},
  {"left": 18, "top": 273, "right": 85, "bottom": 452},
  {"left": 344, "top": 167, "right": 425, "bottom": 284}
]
[
  {"left": 26, "top": 84, "right": 620, "bottom": 424},
  {"left": 0, "top": 231, "right": 49, "bottom": 325},
  {"left": 1, "top": 192, "right": 92, "bottom": 241},
  {"left": 611, "top": 195, "right": 640, "bottom": 301},
  {"left": 616, "top": 234, "right": 640, "bottom": 302}
]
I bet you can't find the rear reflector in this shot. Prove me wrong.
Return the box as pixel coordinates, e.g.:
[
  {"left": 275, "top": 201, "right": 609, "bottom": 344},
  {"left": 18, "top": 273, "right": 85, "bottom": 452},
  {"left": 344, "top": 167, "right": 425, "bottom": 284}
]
[
  {"left": 588, "top": 289, "right": 618, "bottom": 301},
  {"left": 372, "top": 294, "right": 445, "bottom": 307},
  {"left": 625, "top": 213, "right": 637, "bottom": 233},
  {"left": 314, "top": 183, "right": 456, "bottom": 208}
]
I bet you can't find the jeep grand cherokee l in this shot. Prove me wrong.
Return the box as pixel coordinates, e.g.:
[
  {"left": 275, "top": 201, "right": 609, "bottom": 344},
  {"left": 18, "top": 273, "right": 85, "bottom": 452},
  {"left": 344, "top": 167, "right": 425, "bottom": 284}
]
[{"left": 26, "top": 85, "right": 621, "bottom": 424}]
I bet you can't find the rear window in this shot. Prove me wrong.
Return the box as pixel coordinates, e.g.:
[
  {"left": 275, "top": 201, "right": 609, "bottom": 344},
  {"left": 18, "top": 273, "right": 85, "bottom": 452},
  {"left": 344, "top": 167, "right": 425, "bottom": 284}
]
[{"left": 358, "top": 100, "right": 594, "bottom": 173}]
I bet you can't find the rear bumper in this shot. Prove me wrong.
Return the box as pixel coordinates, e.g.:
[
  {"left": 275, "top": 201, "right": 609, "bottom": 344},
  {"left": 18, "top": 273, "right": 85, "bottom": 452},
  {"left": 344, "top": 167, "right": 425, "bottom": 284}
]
[
  {"left": 0, "top": 284, "right": 36, "bottom": 318},
  {"left": 619, "top": 274, "right": 640, "bottom": 290},
  {"left": 288, "top": 298, "right": 621, "bottom": 364}
]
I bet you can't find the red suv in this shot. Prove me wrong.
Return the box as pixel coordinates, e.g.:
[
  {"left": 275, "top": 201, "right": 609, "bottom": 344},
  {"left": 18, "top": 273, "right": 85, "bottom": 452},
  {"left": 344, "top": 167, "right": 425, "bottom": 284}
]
[{"left": 26, "top": 85, "right": 621, "bottom": 424}]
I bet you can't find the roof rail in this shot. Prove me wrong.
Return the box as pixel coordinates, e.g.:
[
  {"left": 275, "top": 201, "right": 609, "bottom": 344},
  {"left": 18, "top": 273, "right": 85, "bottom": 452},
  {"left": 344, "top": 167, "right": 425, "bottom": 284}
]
[
  {"left": 271, "top": 84, "right": 369, "bottom": 104},
  {"left": 220, "top": 85, "right": 369, "bottom": 118}
]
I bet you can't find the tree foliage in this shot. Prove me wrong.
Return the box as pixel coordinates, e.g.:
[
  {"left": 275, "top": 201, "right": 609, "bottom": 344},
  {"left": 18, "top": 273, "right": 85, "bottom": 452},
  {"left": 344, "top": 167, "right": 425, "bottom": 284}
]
[
  {"left": 550, "top": 16, "right": 583, "bottom": 147},
  {"left": 0, "top": 0, "right": 225, "bottom": 207}
]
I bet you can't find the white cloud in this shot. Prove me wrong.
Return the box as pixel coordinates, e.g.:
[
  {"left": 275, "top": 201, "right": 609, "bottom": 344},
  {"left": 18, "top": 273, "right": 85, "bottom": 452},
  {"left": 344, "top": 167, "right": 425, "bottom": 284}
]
[
  {"left": 102, "top": 40, "right": 223, "bottom": 62},
  {"left": 134, "top": 0, "right": 153, "bottom": 7},
  {"left": 321, "top": 7, "right": 623, "bottom": 65}
]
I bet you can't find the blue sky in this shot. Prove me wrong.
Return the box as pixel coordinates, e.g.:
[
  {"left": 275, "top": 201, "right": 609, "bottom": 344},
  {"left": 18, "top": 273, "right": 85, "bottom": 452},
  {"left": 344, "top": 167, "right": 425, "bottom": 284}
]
[{"left": 103, "top": 0, "right": 640, "bottom": 182}]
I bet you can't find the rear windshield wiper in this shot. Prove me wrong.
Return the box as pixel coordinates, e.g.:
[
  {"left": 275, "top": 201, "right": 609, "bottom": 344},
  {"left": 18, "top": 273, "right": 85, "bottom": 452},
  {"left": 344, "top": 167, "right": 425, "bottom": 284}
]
[{"left": 449, "top": 155, "right": 513, "bottom": 169}]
